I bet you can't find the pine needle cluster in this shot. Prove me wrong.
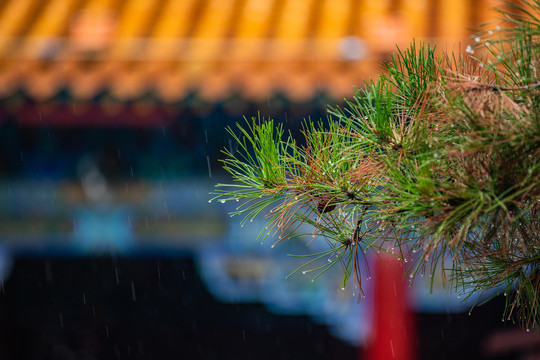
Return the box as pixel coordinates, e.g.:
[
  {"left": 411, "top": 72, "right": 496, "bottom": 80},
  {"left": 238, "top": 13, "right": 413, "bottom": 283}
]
[{"left": 211, "top": 0, "right": 540, "bottom": 329}]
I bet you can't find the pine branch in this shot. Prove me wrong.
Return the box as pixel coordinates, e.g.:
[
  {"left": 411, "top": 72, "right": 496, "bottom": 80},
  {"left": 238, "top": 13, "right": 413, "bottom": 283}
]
[{"left": 212, "top": 0, "right": 540, "bottom": 330}]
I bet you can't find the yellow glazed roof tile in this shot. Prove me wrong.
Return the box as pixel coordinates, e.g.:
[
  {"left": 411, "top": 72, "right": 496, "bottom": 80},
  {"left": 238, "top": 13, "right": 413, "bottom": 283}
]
[{"left": 0, "top": 0, "right": 500, "bottom": 103}]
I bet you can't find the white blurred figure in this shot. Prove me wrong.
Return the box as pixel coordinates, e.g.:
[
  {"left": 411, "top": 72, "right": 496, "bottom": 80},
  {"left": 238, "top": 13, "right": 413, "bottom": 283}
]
[
  {"left": 339, "top": 36, "right": 367, "bottom": 61},
  {"left": 74, "top": 156, "right": 133, "bottom": 254}
]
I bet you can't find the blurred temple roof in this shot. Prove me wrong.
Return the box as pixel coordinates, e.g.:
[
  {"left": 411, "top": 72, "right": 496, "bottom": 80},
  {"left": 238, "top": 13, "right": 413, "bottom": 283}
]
[{"left": 0, "top": 0, "right": 498, "bottom": 105}]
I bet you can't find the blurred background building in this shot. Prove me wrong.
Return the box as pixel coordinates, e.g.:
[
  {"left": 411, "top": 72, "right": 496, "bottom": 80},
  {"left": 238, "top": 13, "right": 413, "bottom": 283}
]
[{"left": 0, "top": 0, "right": 536, "bottom": 359}]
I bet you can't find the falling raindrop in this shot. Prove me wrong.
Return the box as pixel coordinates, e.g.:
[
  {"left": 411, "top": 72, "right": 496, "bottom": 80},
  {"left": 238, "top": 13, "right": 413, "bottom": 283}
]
[
  {"left": 131, "top": 281, "right": 137, "bottom": 302},
  {"left": 59, "top": 312, "right": 64, "bottom": 328},
  {"left": 115, "top": 267, "right": 120, "bottom": 284},
  {"left": 105, "top": 326, "right": 110, "bottom": 338},
  {"left": 207, "top": 155, "right": 212, "bottom": 178},
  {"left": 82, "top": 292, "right": 86, "bottom": 305}
]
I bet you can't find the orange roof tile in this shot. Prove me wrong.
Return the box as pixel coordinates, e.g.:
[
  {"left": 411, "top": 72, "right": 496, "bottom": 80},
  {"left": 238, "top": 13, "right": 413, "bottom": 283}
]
[{"left": 0, "top": 0, "right": 500, "bottom": 105}]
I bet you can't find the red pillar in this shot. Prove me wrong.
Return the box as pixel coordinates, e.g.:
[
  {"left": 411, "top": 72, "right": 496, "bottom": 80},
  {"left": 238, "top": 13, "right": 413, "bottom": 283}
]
[{"left": 364, "top": 253, "right": 415, "bottom": 360}]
